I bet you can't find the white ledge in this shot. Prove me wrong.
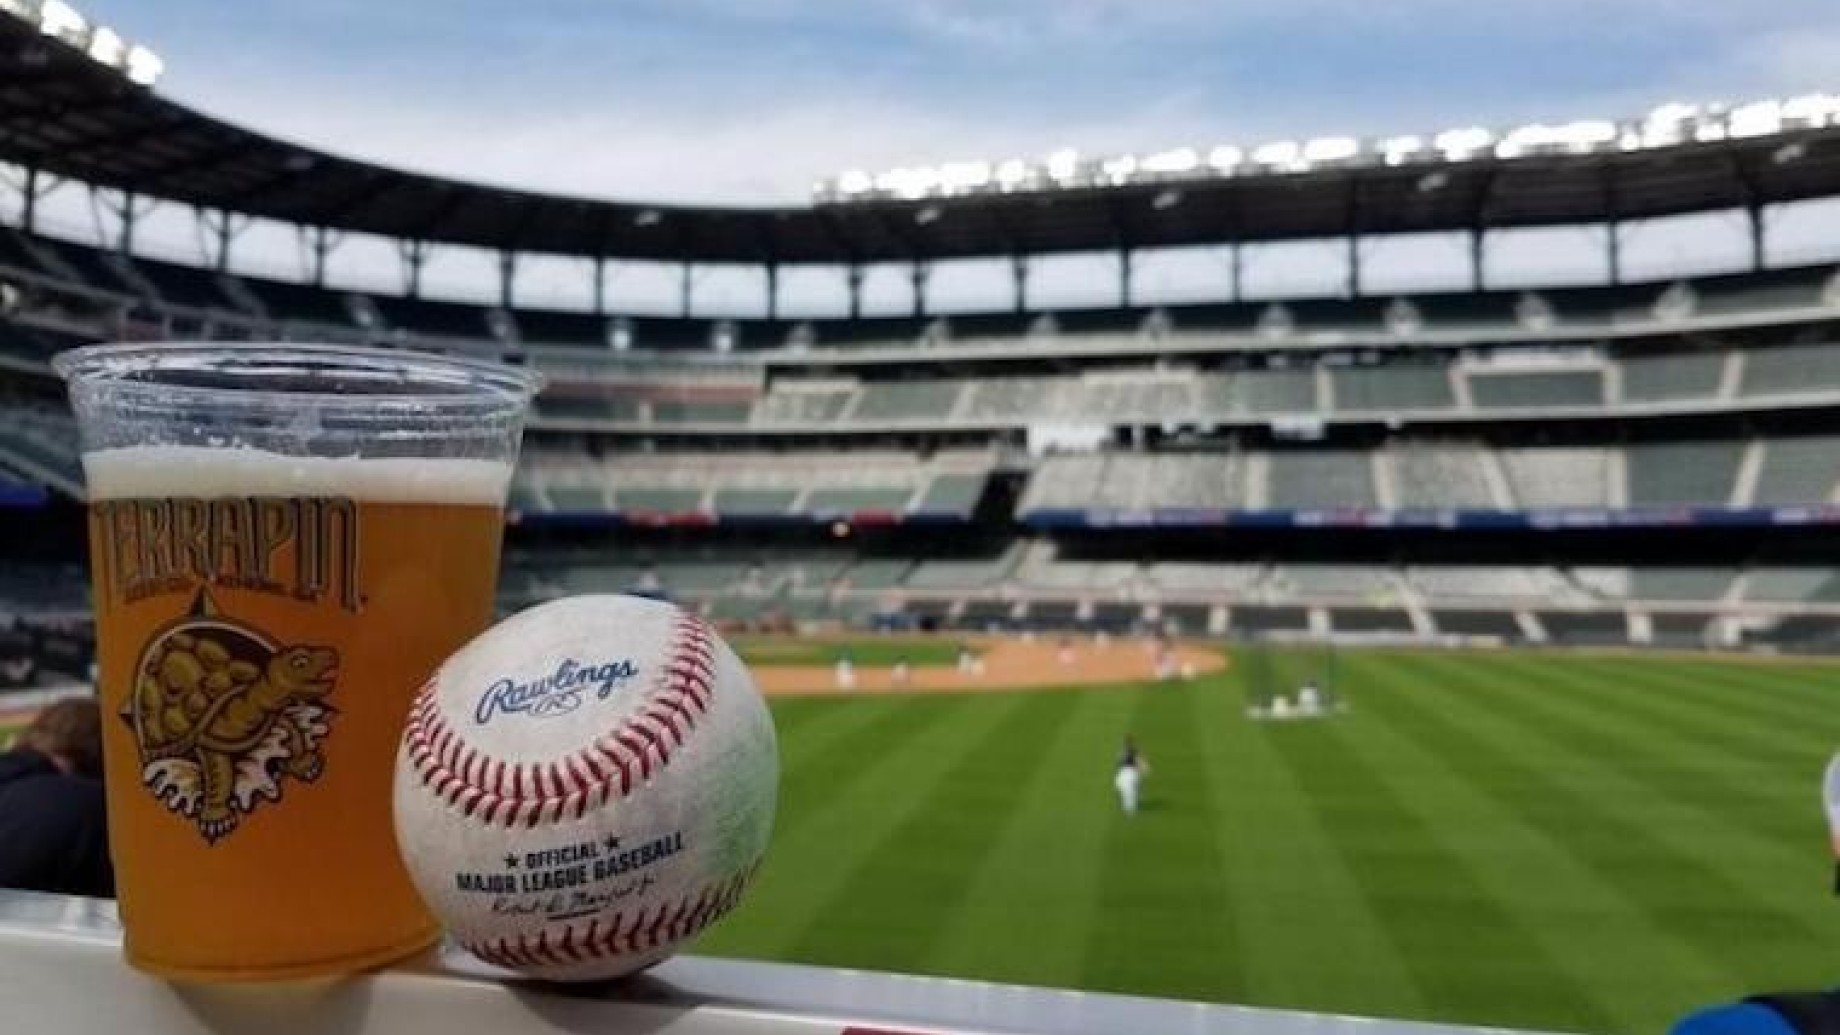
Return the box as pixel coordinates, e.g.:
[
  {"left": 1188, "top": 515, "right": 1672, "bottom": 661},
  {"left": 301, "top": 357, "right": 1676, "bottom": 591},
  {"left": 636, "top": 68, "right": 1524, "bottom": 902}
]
[{"left": 0, "top": 890, "right": 1563, "bottom": 1035}]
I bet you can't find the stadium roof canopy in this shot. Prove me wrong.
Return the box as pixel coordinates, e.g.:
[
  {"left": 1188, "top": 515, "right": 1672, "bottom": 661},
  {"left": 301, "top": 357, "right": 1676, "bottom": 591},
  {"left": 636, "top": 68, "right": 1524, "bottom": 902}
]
[{"left": 5, "top": 15, "right": 1840, "bottom": 267}]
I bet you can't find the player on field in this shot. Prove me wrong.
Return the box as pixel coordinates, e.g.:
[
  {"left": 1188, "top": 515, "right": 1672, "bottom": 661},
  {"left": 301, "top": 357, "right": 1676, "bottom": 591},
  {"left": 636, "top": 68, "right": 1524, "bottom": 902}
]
[{"left": 1114, "top": 735, "right": 1148, "bottom": 816}]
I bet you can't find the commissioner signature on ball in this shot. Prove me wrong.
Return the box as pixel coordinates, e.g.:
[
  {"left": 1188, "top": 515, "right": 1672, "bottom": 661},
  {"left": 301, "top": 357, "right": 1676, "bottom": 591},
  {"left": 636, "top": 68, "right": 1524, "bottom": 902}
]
[
  {"left": 474, "top": 657, "right": 641, "bottom": 724},
  {"left": 491, "top": 875, "right": 658, "bottom": 919}
]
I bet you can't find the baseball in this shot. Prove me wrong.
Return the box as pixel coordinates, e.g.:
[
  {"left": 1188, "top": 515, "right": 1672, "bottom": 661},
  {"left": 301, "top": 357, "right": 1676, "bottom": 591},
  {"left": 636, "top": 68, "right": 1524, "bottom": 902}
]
[{"left": 392, "top": 595, "right": 777, "bottom": 981}]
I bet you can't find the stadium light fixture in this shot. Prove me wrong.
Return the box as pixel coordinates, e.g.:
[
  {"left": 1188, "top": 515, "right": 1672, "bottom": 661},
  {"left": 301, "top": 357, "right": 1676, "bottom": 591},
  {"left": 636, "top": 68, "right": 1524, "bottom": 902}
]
[
  {"left": 939, "top": 161, "right": 992, "bottom": 193},
  {"left": 1045, "top": 149, "right": 1080, "bottom": 183},
  {"left": 86, "top": 24, "right": 123, "bottom": 66},
  {"left": 1728, "top": 100, "right": 1783, "bottom": 138},
  {"left": 1250, "top": 140, "right": 1303, "bottom": 171},
  {"left": 124, "top": 44, "right": 161, "bottom": 85},
  {"left": 1434, "top": 127, "right": 1494, "bottom": 160},
  {"left": 1100, "top": 154, "right": 1138, "bottom": 185},
  {"left": 1141, "top": 148, "right": 1200, "bottom": 175},
  {"left": 1301, "top": 137, "right": 1359, "bottom": 164},
  {"left": 816, "top": 91, "right": 1840, "bottom": 204},
  {"left": 1495, "top": 120, "right": 1617, "bottom": 158},
  {"left": 1639, "top": 102, "right": 1699, "bottom": 147},
  {"left": 1783, "top": 93, "right": 1840, "bottom": 129},
  {"left": 1205, "top": 145, "right": 1241, "bottom": 173},
  {"left": 1378, "top": 135, "right": 1425, "bottom": 166},
  {"left": 1151, "top": 188, "right": 1183, "bottom": 211},
  {"left": 37, "top": 0, "right": 84, "bottom": 42}
]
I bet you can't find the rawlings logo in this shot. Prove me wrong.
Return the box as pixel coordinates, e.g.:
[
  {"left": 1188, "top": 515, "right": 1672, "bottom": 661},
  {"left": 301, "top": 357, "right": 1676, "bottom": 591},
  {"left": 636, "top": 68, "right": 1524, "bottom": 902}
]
[{"left": 475, "top": 658, "right": 641, "bottom": 725}]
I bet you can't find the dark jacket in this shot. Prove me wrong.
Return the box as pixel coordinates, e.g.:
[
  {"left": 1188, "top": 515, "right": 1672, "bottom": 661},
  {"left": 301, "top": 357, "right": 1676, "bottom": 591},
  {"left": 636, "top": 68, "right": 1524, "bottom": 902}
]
[{"left": 0, "top": 748, "right": 113, "bottom": 898}]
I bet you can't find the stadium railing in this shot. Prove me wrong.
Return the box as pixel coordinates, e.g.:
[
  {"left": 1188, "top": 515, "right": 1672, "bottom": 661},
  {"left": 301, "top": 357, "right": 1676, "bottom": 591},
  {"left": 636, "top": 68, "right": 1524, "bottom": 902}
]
[{"left": 0, "top": 889, "right": 1568, "bottom": 1035}]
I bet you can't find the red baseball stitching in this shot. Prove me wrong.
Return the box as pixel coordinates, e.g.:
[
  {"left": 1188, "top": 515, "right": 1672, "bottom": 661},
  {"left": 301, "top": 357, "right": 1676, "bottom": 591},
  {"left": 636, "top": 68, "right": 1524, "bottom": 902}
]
[
  {"left": 404, "top": 613, "right": 717, "bottom": 827},
  {"left": 459, "top": 864, "right": 760, "bottom": 970}
]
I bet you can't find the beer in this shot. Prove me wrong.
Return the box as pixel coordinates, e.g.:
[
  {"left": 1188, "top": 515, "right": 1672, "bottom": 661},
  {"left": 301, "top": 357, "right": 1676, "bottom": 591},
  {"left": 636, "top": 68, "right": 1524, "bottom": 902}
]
[{"left": 85, "top": 447, "right": 513, "bottom": 980}]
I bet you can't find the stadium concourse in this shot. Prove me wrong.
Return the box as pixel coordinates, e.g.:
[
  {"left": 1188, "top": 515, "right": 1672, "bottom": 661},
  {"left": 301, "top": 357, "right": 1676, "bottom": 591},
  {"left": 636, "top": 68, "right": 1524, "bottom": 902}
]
[{"left": 738, "top": 632, "right": 1225, "bottom": 695}]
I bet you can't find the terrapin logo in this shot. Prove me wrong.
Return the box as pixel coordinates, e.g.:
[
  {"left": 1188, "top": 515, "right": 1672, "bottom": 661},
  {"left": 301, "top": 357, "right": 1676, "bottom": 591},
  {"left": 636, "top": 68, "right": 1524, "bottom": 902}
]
[
  {"left": 474, "top": 657, "right": 641, "bottom": 725},
  {"left": 126, "top": 589, "right": 338, "bottom": 844}
]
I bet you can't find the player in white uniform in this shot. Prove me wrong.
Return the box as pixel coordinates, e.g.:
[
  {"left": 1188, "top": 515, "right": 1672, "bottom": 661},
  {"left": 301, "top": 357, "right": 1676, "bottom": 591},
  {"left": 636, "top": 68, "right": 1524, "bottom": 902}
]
[{"left": 1114, "top": 736, "right": 1148, "bottom": 816}]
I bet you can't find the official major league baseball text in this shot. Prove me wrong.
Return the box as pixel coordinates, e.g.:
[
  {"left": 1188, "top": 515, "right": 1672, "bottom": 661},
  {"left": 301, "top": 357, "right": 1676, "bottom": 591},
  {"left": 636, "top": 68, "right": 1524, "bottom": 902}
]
[{"left": 394, "top": 595, "right": 777, "bottom": 980}]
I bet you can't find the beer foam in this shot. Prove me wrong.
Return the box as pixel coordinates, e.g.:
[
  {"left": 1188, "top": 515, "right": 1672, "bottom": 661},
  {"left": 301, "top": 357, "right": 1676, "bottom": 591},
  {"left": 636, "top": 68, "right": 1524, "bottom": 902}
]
[{"left": 83, "top": 446, "right": 514, "bottom": 504}]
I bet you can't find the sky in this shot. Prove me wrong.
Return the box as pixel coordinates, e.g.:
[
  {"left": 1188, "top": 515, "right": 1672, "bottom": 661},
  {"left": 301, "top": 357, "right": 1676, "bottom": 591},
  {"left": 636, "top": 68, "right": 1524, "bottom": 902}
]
[
  {"left": 82, "top": 0, "right": 1840, "bottom": 205},
  {"left": 21, "top": 1, "right": 1840, "bottom": 314}
]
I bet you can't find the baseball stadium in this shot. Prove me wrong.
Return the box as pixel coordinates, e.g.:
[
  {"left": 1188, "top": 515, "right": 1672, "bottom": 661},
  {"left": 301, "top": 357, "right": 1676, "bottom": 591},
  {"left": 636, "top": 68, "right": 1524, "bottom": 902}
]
[{"left": 2, "top": 4, "right": 1840, "bottom": 1034}]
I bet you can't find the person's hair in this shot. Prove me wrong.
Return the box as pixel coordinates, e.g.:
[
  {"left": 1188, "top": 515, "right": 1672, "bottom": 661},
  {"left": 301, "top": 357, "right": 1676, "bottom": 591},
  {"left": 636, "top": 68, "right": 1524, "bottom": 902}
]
[{"left": 19, "top": 698, "right": 103, "bottom": 778}]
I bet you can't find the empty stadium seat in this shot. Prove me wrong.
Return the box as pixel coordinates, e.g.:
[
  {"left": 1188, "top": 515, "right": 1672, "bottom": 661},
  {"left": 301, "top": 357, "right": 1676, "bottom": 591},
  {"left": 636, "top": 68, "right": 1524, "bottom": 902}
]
[
  {"left": 1619, "top": 351, "right": 1724, "bottom": 402},
  {"left": 1499, "top": 447, "right": 1614, "bottom": 509},
  {"left": 852, "top": 381, "right": 963, "bottom": 420},
  {"left": 1629, "top": 568, "right": 1737, "bottom": 602},
  {"left": 1625, "top": 441, "right": 1743, "bottom": 507},
  {"left": 1331, "top": 365, "right": 1454, "bottom": 412},
  {"left": 1390, "top": 443, "right": 1497, "bottom": 508},
  {"left": 1752, "top": 437, "right": 1840, "bottom": 505},
  {"left": 1468, "top": 369, "right": 1604, "bottom": 409},
  {"left": 1741, "top": 342, "right": 1840, "bottom": 397}
]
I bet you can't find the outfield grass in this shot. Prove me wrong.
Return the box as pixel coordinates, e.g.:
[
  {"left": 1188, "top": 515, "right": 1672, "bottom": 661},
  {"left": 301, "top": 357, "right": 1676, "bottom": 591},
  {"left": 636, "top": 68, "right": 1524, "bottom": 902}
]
[
  {"left": 730, "top": 635, "right": 970, "bottom": 668},
  {"left": 696, "top": 647, "right": 1840, "bottom": 1035}
]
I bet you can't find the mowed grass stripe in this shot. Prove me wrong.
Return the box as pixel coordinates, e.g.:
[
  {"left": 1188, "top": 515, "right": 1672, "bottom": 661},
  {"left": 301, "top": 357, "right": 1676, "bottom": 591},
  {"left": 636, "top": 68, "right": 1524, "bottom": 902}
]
[
  {"left": 1512, "top": 656, "right": 1832, "bottom": 773},
  {"left": 1273, "top": 656, "right": 1622, "bottom": 1034},
  {"left": 1601, "top": 655, "right": 1840, "bottom": 731},
  {"left": 708, "top": 693, "right": 1039, "bottom": 965},
  {"left": 698, "top": 696, "right": 963, "bottom": 957},
  {"left": 1080, "top": 682, "right": 1244, "bottom": 1001},
  {"left": 1195, "top": 667, "right": 1427, "bottom": 1019},
  {"left": 1348, "top": 655, "right": 1739, "bottom": 1033},
  {"left": 1447, "top": 654, "right": 1821, "bottom": 853},
  {"left": 788, "top": 691, "right": 1082, "bottom": 974},
  {"left": 924, "top": 686, "right": 1139, "bottom": 988},
  {"left": 1428, "top": 654, "right": 1836, "bottom": 911},
  {"left": 1367, "top": 652, "right": 1838, "bottom": 1014}
]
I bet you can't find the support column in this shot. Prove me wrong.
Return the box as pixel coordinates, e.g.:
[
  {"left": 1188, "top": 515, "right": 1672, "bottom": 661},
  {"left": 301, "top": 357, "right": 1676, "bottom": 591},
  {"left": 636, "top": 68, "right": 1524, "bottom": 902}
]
[
  {"left": 845, "top": 264, "right": 864, "bottom": 320},
  {"left": 308, "top": 227, "right": 335, "bottom": 286},
  {"left": 1229, "top": 243, "right": 1243, "bottom": 303},
  {"left": 765, "top": 262, "right": 779, "bottom": 322},
  {"left": 213, "top": 210, "right": 235, "bottom": 271},
  {"left": 1119, "top": 248, "right": 1134, "bottom": 308},
  {"left": 1747, "top": 204, "right": 1767, "bottom": 272},
  {"left": 1011, "top": 254, "right": 1029, "bottom": 313},
  {"left": 117, "top": 191, "right": 138, "bottom": 253},
  {"left": 1606, "top": 221, "right": 1622, "bottom": 286},
  {"left": 1346, "top": 234, "right": 1362, "bottom": 297},
  {"left": 1469, "top": 227, "right": 1486, "bottom": 292},
  {"left": 22, "top": 168, "right": 39, "bottom": 233},
  {"left": 499, "top": 251, "right": 517, "bottom": 310},
  {"left": 680, "top": 262, "right": 694, "bottom": 318},
  {"left": 401, "top": 240, "right": 430, "bottom": 297},
  {"left": 591, "top": 257, "right": 607, "bottom": 315},
  {"left": 910, "top": 261, "right": 930, "bottom": 318}
]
